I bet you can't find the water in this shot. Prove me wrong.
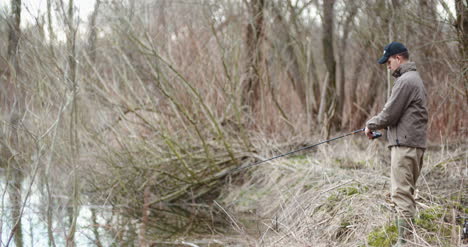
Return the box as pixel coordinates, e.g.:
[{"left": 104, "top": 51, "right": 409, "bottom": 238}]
[
  {"left": 0, "top": 176, "right": 115, "bottom": 247},
  {"left": 0, "top": 174, "right": 235, "bottom": 247}
]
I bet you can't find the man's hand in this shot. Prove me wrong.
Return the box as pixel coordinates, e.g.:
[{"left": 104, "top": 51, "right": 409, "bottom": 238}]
[{"left": 365, "top": 127, "right": 374, "bottom": 139}]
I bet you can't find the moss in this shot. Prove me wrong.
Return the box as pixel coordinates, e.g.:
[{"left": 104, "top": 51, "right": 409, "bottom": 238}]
[
  {"left": 367, "top": 224, "right": 398, "bottom": 247},
  {"left": 338, "top": 187, "right": 360, "bottom": 196},
  {"left": 327, "top": 194, "right": 340, "bottom": 203},
  {"left": 415, "top": 206, "right": 445, "bottom": 232},
  {"left": 337, "top": 185, "right": 368, "bottom": 196},
  {"left": 293, "top": 154, "right": 307, "bottom": 159},
  {"left": 334, "top": 158, "right": 344, "bottom": 164},
  {"left": 335, "top": 220, "right": 353, "bottom": 240},
  {"left": 450, "top": 194, "right": 460, "bottom": 201},
  {"left": 302, "top": 184, "right": 313, "bottom": 191},
  {"left": 335, "top": 158, "right": 366, "bottom": 169},
  {"left": 340, "top": 220, "right": 351, "bottom": 228},
  {"left": 368, "top": 200, "right": 458, "bottom": 246},
  {"left": 325, "top": 185, "right": 366, "bottom": 205},
  {"left": 449, "top": 194, "right": 468, "bottom": 214},
  {"left": 321, "top": 185, "right": 366, "bottom": 213},
  {"left": 287, "top": 154, "right": 308, "bottom": 163},
  {"left": 415, "top": 206, "right": 453, "bottom": 244},
  {"left": 355, "top": 160, "right": 366, "bottom": 167},
  {"left": 418, "top": 207, "right": 444, "bottom": 220}
]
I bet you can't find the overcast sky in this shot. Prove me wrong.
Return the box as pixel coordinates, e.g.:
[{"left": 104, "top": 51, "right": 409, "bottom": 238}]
[
  {"left": 0, "top": 0, "right": 96, "bottom": 25},
  {"left": 0, "top": 0, "right": 458, "bottom": 39},
  {"left": 0, "top": 0, "right": 97, "bottom": 41},
  {"left": 1, "top": 0, "right": 458, "bottom": 24}
]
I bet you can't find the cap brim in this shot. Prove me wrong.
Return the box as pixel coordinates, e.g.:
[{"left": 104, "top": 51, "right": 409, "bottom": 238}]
[{"left": 378, "top": 55, "right": 389, "bottom": 64}]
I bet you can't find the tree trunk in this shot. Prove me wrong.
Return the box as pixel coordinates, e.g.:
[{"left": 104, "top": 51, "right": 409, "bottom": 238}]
[
  {"left": 7, "top": 0, "right": 21, "bottom": 70},
  {"left": 352, "top": 69, "right": 380, "bottom": 128},
  {"left": 8, "top": 169, "right": 24, "bottom": 247},
  {"left": 454, "top": 0, "right": 468, "bottom": 101},
  {"left": 320, "top": 0, "right": 337, "bottom": 137},
  {"left": 3, "top": 0, "right": 22, "bottom": 111},
  {"left": 158, "top": 0, "right": 168, "bottom": 53},
  {"left": 346, "top": 47, "right": 368, "bottom": 129},
  {"left": 337, "top": 2, "right": 358, "bottom": 128},
  {"left": 242, "top": 0, "right": 264, "bottom": 114},
  {"left": 286, "top": 0, "right": 321, "bottom": 114},
  {"left": 47, "top": 0, "right": 55, "bottom": 45},
  {"left": 88, "top": 0, "right": 101, "bottom": 64},
  {"left": 271, "top": 6, "right": 307, "bottom": 110},
  {"left": 272, "top": 3, "right": 320, "bottom": 118},
  {"left": 455, "top": 0, "right": 467, "bottom": 56},
  {"left": 64, "top": 0, "right": 80, "bottom": 246},
  {"left": 5, "top": 2, "right": 24, "bottom": 246}
]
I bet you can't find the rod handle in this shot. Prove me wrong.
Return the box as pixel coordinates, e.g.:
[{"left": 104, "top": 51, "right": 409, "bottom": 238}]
[{"left": 371, "top": 131, "right": 382, "bottom": 139}]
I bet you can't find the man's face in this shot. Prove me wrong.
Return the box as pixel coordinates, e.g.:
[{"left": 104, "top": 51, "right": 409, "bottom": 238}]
[{"left": 387, "top": 55, "right": 401, "bottom": 71}]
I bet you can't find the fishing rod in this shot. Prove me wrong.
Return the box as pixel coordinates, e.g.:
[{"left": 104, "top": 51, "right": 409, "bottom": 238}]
[{"left": 232, "top": 128, "right": 381, "bottom": 173}]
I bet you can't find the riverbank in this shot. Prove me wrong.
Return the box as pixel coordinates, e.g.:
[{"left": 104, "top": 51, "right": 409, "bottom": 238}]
[{"left": 215, "top": 138, "right": 467, "bottom": 246}]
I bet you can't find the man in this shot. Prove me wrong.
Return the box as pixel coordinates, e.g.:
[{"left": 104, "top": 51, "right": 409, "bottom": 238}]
[{"left": 365, "top": 42, "right": 428, "bottom": 246}]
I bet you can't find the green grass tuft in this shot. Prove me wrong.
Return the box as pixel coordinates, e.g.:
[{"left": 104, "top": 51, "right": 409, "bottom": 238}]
[
  {"left": 415, "top": 206, "right": 445, "bottom": 232},
  {"left": 367, "top": 224, "right": 398, "bottom": 247},
  {"left": 338, "top": 186, "right": 360, "bottom": 196}
]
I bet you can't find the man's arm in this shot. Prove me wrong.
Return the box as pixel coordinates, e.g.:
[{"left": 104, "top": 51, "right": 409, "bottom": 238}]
[{"left": 365, "top": 80, "right": 413, "bottom": 137}]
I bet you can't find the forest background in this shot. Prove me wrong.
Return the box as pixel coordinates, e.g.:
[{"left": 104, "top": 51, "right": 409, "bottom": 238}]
[{"left": 0, "top": 0, "right": 466, "bottom": 246}]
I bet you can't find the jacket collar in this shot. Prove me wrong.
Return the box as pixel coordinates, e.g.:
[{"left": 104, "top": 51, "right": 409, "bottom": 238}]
[{"left": 392, "top": 62, "right": 417, "bottom": 78}]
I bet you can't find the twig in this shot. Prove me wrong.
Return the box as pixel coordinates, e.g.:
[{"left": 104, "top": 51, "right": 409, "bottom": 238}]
[{"left": 213, "top": 200, "right": 244, "bottom": 234}]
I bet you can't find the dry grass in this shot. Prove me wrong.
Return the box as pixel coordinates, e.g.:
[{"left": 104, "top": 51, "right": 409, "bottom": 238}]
[
  {"left": 218, "top": 137, "right": 467, "bottom": 247},
  {"left": 0, "top": 1, "right": 466, "bottom": 246}
]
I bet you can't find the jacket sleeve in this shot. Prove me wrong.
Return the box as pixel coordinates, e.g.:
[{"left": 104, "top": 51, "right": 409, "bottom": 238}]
[{"left": 366, "top": 80, "right": 413, "bottom": 130}]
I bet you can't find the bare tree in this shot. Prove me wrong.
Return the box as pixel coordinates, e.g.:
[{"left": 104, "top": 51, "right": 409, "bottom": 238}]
[
  {"left": 0, "top": 0, "right": 464, "bottom": 245},
  {"left": 47, "top": 0, "right": 56, "bottom": 46},
  {"left": 454, "top": 0, "right": 467, "bottom": 101},
  {"left": 318, "top": 0, "right": 337, "bottom": 137},
  {"left": 454, "top": 0, "right": 467, "bottom": 57},
  {"left": 158, "top": 0, "right": 168, "bottom": 52},
  {"left": 345, "top": 0, "right": 396, "bottom": 129},
  {"left": 4, "top": 1, "right": 24, "bottom": 246},
  {"left": 270, "top": 2, "right": 320, "bottom": 119},
  {"left": 3, "top": 0, "right": 22, "bottom": 111},
  {"left": 58, "top": 0, "right": 80, "bottom": 245},
  {"left": 88, "top": 0, "right": 101, "bottom": 64},
  {"left": 5, "top": 169, "right": 23, "bottom": 247},
  {"left": 337, "top": 1, "right": 358, "bottom": 128},
  {"left": 7, "top": 0, "right": 21, "bottom": 69},
  {"left": 242, "top": 0, "right": 265, "bottom": 114}
]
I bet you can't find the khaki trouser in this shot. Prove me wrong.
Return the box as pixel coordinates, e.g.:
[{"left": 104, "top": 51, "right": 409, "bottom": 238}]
[{"left": 390, "top": 146, "right": 425, "bottom": 219}]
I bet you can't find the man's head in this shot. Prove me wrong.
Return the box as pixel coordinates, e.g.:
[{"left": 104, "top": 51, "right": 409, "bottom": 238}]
[{"left": 378, "top": 42, "right": 409, "bottom": 71}]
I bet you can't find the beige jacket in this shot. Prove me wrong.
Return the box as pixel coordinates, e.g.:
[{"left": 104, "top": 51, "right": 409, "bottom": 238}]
[{"left": 366, "top": 62, "right": 428, "bottom": 149}]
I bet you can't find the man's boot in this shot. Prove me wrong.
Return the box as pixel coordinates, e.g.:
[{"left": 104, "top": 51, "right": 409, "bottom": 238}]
[{"left": 393, "top": 217, "right": 411, "bottom": 247}]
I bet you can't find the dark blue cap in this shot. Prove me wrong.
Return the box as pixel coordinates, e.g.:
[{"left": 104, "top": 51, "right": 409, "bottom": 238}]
[{"left": 378, "top": 42, "right": 408, "bottom": 64}]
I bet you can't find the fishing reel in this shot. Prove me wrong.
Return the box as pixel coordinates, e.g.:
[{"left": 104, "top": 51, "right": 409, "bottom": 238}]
[
  {"left": 361, "top": 128, "right": 382, "bottom": 140},
  {"left": 370, "top": 131, "right": 382, "bottom": 139}
]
